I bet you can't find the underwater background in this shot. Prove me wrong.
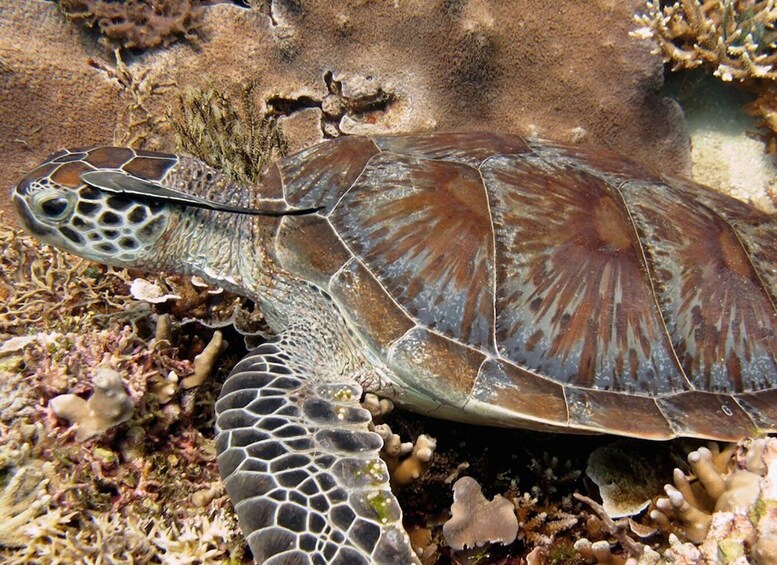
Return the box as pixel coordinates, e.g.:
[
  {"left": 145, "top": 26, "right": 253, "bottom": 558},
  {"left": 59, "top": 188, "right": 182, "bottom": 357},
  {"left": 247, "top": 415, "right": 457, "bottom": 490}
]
[{"left": 2, "top": 1, "right": 777, "bottom": 563}]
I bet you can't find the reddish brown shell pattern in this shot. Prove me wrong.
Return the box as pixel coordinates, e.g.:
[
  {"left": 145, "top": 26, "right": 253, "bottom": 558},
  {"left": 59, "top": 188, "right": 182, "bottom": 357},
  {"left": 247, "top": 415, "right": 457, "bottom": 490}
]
[
  {"left": 268, "top": 131, "right": 777, "bottom": 441},
  {"left": 21, "top": 133, "right": 777, "bottom": 440}
]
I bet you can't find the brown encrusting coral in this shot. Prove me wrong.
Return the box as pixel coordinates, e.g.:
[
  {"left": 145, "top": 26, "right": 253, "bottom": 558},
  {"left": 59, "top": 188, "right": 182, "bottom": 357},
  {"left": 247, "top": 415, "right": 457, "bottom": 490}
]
[{"left": 59, "top": 0, "right": 205, "bottom": 50}]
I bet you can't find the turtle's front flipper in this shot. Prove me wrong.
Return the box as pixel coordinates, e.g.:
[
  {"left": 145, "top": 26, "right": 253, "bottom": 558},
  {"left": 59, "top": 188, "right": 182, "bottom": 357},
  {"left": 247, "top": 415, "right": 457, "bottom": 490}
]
[{"left": 215, "top": 336, "right": 419, "bottom": 565}]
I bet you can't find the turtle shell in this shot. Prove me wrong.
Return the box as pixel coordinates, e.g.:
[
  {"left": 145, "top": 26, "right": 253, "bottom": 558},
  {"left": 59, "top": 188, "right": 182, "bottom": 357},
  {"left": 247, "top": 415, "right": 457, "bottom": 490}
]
[{"left": 268, "top": 131, "right": 777, "bottom": 441}]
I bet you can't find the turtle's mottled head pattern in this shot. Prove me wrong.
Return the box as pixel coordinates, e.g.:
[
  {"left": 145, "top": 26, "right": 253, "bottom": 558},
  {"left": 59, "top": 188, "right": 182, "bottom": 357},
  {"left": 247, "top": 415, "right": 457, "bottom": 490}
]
[{"left": 12, "top": 147, "right": 179, "bottom": 266}]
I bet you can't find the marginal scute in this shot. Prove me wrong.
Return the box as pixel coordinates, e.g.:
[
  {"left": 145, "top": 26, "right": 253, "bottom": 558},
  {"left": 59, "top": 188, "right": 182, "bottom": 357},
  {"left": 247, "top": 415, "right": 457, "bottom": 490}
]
[
  {"left": 331, "top": 152, "right": 495, "bottom": 350},
  {"left": 564, "top": 387, "right": 674, "bottom": 439},
  {"left": 657, "top": 391, "right": 758, "bottom": 440},
  {"left": 469, "top": 358, "right": 568, "bottom": 428},
  {"left": 621, "top": 180, "right": 777, "bottom": 393},
  {"left": 275, "top": 214, "right": 352, "bottom": 286},
  {"left": 281, "top": 135, "right": 379, "bottom": 211},
  {"left": 735, "top": 389, "right": 777, "bottom": 430},
  {"left": 373, "top": 130, "right": 530, "bottom": 167},
  {"left": 330, "top": 259, "right": 415, "bottom": 356},
  {"left": 389, "top": 327, "right": 485, "bottom": 406},
  {"left": 483, "top": 154, "right": 684, "bottom": 394}
]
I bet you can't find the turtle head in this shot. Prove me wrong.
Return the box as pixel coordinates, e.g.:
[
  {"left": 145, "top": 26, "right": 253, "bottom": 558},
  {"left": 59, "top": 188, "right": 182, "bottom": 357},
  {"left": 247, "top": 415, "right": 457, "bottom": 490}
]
[
  {"left": 12, "top": 147, "right": 179, "bottom": 267},
  {"left": 13, "top": 146, "right": 320, "bottom": 287}
]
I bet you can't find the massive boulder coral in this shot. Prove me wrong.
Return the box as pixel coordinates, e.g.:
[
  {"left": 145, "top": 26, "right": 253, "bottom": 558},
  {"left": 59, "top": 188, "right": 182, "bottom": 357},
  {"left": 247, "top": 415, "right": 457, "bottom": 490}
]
[{"left": 0, "top": 0, "right": 689, "bottom": 221}]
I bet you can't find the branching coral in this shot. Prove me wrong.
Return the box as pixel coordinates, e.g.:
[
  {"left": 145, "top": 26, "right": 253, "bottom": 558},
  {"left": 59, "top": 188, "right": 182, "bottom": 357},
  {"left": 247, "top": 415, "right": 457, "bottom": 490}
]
[
  {"left": 633, "top": 1, "right": 777, "bottom": 148},
  {"left": 633, "top": 0, "right": 777, "bottom": 81},
  {"left": 363, "top": 394, "right": 438, "bottom": 488},
  {"left": 652, "top": 442, "right": 749, "bottom": 543},
  {"left": 576, "top": 438, "right": 777, "bottom": 564},
  {"left": 0, "top": 216, "right": 139, "bottom": 339},
  {"left": 182, "top": 330, "right": 226, "bottom": 389},
  {"left": 59, "top": 0, "right": 204, "bottom": 50}
]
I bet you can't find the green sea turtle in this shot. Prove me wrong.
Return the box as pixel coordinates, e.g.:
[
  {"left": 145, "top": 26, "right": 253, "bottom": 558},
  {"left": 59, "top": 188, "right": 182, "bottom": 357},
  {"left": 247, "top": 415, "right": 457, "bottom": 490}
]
[{"left": 12, "top": 131, "right": 777, "bottom": 563}]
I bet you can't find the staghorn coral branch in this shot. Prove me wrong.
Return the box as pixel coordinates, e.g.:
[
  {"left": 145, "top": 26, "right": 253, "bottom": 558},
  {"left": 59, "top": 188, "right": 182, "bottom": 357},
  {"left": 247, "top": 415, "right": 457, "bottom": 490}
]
[{"left": 633, "top": 0, "right": 777, "bottom": 81}]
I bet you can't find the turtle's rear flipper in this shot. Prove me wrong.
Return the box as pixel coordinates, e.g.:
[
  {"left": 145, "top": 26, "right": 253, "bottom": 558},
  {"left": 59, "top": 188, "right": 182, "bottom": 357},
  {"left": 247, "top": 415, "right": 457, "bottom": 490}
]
[{"left": 215, "top": 336, "right": 419, "bottom": 564}]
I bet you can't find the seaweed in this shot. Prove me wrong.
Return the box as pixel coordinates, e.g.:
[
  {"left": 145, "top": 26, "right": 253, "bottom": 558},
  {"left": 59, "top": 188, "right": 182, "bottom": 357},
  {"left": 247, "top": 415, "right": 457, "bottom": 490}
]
[{"left": 167, "top": 83, "right": 289, "bottom": 185}]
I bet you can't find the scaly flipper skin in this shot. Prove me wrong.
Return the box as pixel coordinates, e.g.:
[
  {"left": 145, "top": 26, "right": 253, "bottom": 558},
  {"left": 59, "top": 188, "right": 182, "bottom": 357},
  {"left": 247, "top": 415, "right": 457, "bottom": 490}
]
[{"left": 215, "top": 336, "right": 419, "bottom": 565}]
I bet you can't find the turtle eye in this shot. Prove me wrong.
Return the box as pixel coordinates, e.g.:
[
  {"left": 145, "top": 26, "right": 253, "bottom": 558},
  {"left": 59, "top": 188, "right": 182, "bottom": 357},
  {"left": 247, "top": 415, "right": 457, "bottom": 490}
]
[{"left": 39, "top": 196, "right": 70, "bottom": 219}]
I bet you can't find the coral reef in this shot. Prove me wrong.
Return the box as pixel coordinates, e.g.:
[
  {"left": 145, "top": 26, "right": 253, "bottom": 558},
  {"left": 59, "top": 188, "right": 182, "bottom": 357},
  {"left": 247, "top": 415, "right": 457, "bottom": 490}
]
[
  {"left": 1, "top": 0, "right": 690, "bottom": 222},
  {"left": 443, "top": 476, "right": 519, "bottom": 550},
  {"left": 59, "top": 0, "right": 205, "bottom": 51},
  {"left": 50, "top": 366, "right": 135, "bottom": 441},
  {"left": 576, "top": 438, "right": 777, "bottom": 564},
  {"left": 0, "top": 217, "right": 247, "bottom": 563}
]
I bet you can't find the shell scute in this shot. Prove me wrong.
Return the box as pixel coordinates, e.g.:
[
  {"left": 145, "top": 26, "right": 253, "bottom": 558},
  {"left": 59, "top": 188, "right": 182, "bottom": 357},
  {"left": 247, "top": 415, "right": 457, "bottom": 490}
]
[
  {"left": 469, "top": 359, "right": 568, "bottom": 428},
  {"left": 329, "top": 260, "right": 415, "bottom": 357},
  {"left": 527, "top": 139, "right": 662, "bottom": 183},
  {"left": 621, "top": 180, "right": 777, "bottom": 394},
  {"left": 330, "top": 152, "right": 495, "bottom": 350},
  {"left": 564, "top": 387, "right": 674, "bottom": 440},
  {"left": 656, "top": 391, "right": 757, "bottom": 440},
  {"left": 281, "top": 136, "right": 379, "bottom": 210},
  {"left": 482, "top": 154, "right": 685, "bottom": 394},
  {"left": 389, "top": 327, "right": 485, "bottom": 407},
  {"left": 275, "top": 215, "right": 352, "bottom": 287},
  {"left": 735, "top": 389, "right": 777, "bottom": 431}
]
